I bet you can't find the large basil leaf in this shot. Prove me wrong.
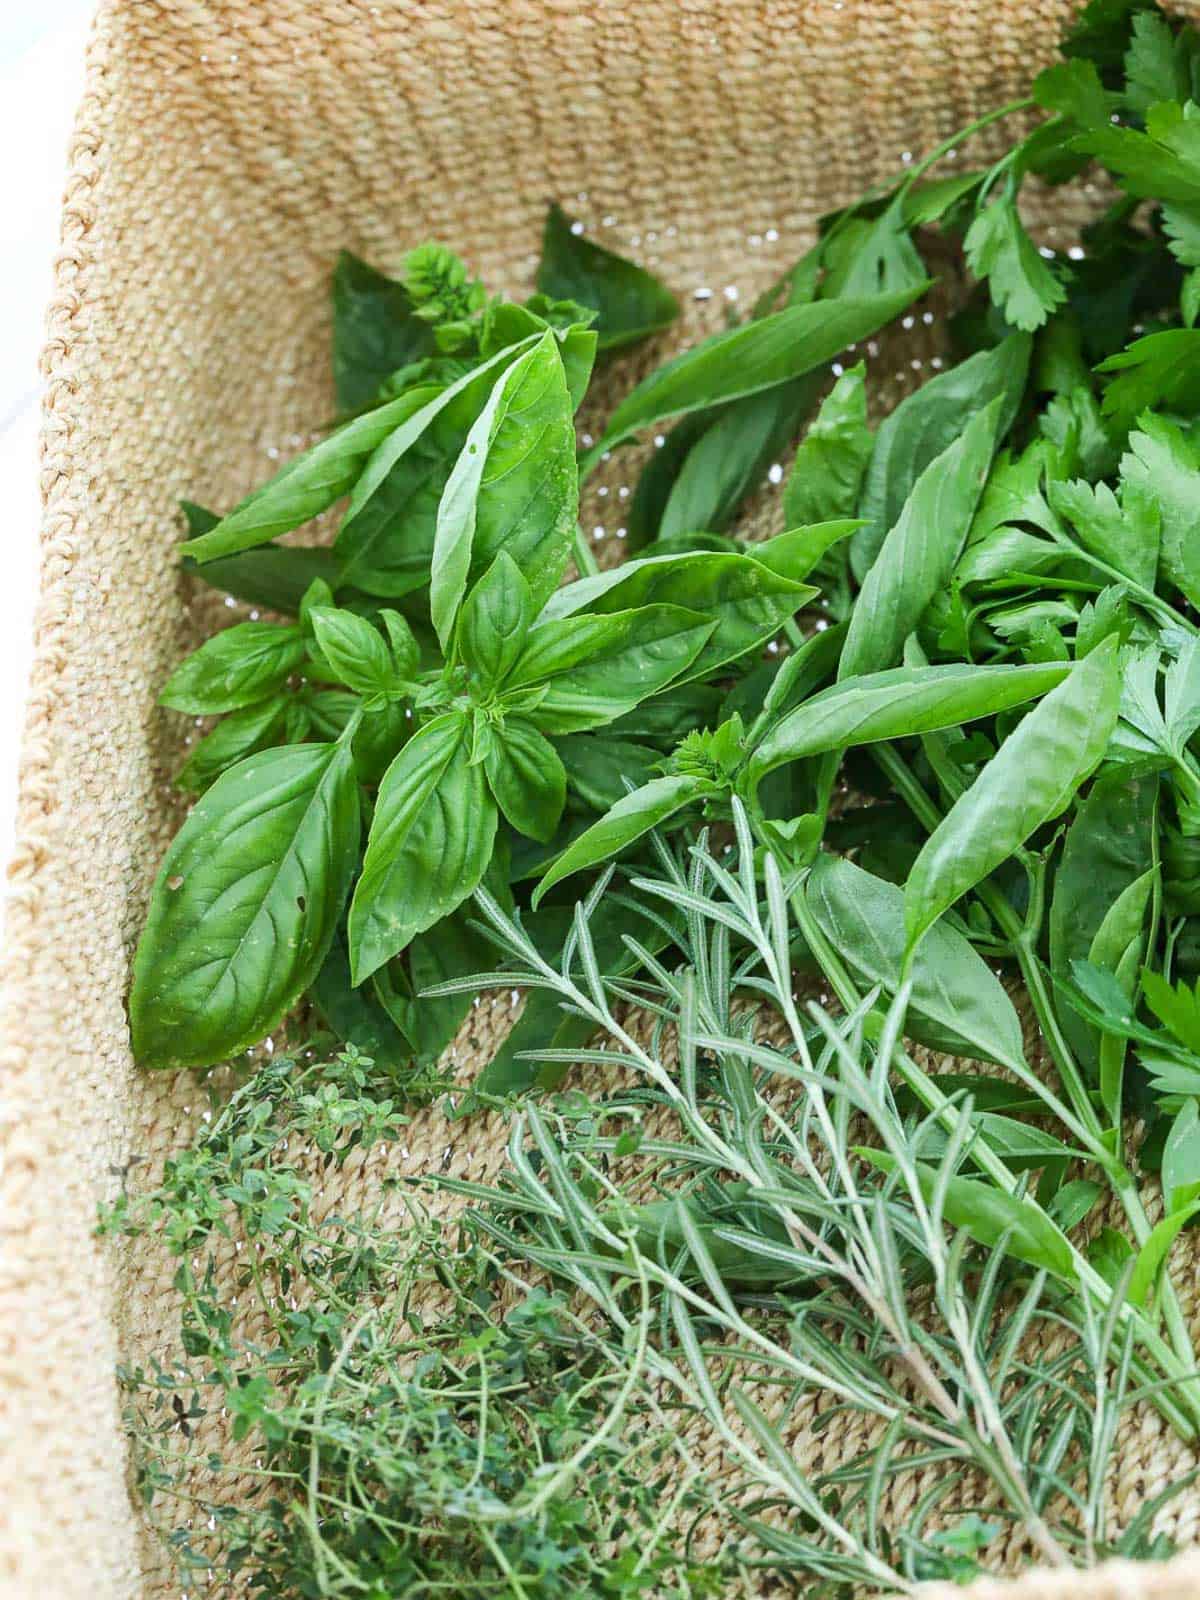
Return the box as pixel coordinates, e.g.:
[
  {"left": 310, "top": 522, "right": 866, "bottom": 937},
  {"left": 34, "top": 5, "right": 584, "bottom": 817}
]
[
  {"left": 905, "top": 639, "right": 1122, "bottom": 949},
  {"left": 541, "top": 551, "right": 815, "bottom": 686},
  {"left": 557, "top": 734, "right": 660, "bottom": 811},
  {"left": 430, "top": 333, "right": 576, "bottom": 647},
  {"left": 625, "top": 411, "right": 715, "bottom": 551},
  {"left": 536, "top": 203, "right": 679, "bottom": 351},
  {"left": 749, "top": 660, "right": 1070, "bottom": 783},
  {"left": 838, "top": 401, "right": 1001, "bottom": 679},
  {"left": 182, "top": 541, "right": 345, "bottom": 616},
  {"left": 851, "top": 331, "right": 1031, "bottom": 579},
  {"left": 1050, "top": 771, "right": 1159, "bottom": 1073},
  {"left": 783, "top": 362, "right": 873, "bottom": 527},
  {"left": 181, "top": 386, "right": 450, "bottom": 565},
  {"left": 483, "top": 717, "right": 566, "bottom": 842},
  {"left": 534, "top": 774, "right": 713, "bottom": 905},
  {"left": 510, "top": 606, "right": 714, "bottom": 733},
  {"left": 349, "top": 712, "right": 497, "bottom": 983},
  {"left": 331, "top": 251, "right": 434, "bottom": 414},
  {"left": 333, "top": 337, "right": 539, "bottom": 597},
  {"left": 311, "top": 926, "right": 413, "bottom": 1068},
  {"left": 657, "top": 377, "right": 821, "bottom": 539},
  {"left": 458, "top": 553, "right": 535, "bottom": 693},
  {"left": 583, "top": 284, "right": 928, "bottom": 471},
  {"left": 808, "top": 855, "right": 1027, "bottom": 1071},
  {"left": 130, "top": 741, "right": 361, "bottom": 1069},
  {"left": 174, "top": 695, "right": 289, "bottom": 793},
  {"left": 160, "top": 622, "right": 305, "bottom": 715}
]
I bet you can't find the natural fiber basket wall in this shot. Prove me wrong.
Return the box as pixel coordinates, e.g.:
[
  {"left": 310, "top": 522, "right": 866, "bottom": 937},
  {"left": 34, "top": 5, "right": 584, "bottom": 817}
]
[{"left": 9, "top": 2, "right": 1200, "bottom": 1596}]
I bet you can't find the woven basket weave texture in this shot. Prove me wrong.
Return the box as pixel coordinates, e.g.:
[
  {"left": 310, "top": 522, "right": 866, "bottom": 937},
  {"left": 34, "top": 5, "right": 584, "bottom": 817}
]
[{"left": 6, "top": 2, "right": 1200, "bottom": 1596}]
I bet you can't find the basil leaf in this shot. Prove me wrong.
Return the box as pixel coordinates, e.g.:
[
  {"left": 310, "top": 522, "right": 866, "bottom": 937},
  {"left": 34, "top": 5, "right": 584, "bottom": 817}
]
[
  {"left": 583, "top": 285, "right": 928, "bottom": 471},
  {"left": 1128, "top": 1199, "right": 1200, "bottom": 1307},
  {"left": 311, "top": 926, "right": 413, "bottom": 1067},
  {"left": 160, "top": 622, "right": 305, "bottom": 715},
  {"left": 859, "top": 1150, "right": 1075, "bottom": 1278},
  {"left": 905, "top": 638, "right": 1122, "bottom": 949},
  {"left": 349, "top": 712, "right": 497, "bottom": 983},
  {"left": 331, "top": 250, "right": 433, "bottom": 414},
  {"left": 557, "top": 734, "right": 660, "bottom": 812},
  {"left": 431, "top": 332, "right": 576, "bottom": 647},
  {"left": 783, "top": 362, "right": 873, "bottom": 527},
  {"left": 374, "top": 909, "right": 496, "bottom": 1068},
  {"left": 658, "top": 378, "right": 820, "bottom": 540},
  {"left": 840, "top": 403, "right": 1001, "bottom": 679},
  {"left": 542, "top": 551, "right": 815, "bottom": 686},
  {"left": 852, "top": 331, "right": 1031, "bottom": 579},
  {"left": 536, "top": 204, "right": 679, "bottom": 351},
  {"left": 511, "top": 606, "right": 714, "bottom": 734},
  {"left": 605, "top": 682, "right": 725, "bottom": 745},
  {"left": 458, "top": 552, "right": 535, "bottom": 692},
  {"left": 1163, "top": 1101, "right": 1200, "bottom": 1213},
  {"left": 174, "top": 695, "right": 289, "bottom": 793},
  {"left": 181, "top": 540, "right": 345, "bottom": 616},
  {"left": 333, "top": 338, "right": 538, "bottom": 597},
  {"left": 182, "top": 388, "right": 446, "bottom": 565},
  {"left": 748, "top": 520, "right": 862, "bottom": 583},
  {"left": 308, "top": 607, "right": 400, "bottom": 698},
  {"left": 534, "top": 774, "right": 713, "bottom": 906},
  {"left": 749, "top": 660, "right": 1069, "bottom": 783},
  {"left": 1050, "top": 771, "right": 1158, "bottom": 1073},
  {"left": 808, "top": 855, "right": 1027, "bottom": 1071},
  {"left": 483, "top": 717, "right": 566, "bottom": 843},
  {"left": 625, "top": 411, "right": 715, "bottom": 551},
  {"left": 130, "top": 741, "right": 361, "bottom": 1069}
]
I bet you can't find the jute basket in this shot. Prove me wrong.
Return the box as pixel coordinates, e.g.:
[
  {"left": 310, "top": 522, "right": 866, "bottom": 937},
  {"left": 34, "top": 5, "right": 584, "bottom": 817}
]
[{"left": 9, "top": 2, "right": 1200, "bottom": 1595}]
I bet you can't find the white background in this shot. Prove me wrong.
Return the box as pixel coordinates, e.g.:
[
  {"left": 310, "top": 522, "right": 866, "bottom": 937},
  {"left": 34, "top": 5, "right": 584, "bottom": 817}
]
[{"left": 0, "top": 4, "right": 92, "bottom": 872}]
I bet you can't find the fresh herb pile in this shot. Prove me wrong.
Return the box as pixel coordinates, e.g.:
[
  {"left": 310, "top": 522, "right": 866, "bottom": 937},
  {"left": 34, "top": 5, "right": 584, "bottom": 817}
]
[{"left": 118, "top": 0, "right": 1200, "bottom": 1589}]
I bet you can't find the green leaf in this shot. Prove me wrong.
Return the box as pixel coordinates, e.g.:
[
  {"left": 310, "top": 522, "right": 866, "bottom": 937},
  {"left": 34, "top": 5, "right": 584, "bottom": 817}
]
[
  {"left": 182, "top": 387, "right": 447, "bottom": 565},
  {"left": 1163, "top": 1101, "right": 1200, "bottom": 1213},
  {"left": 747, "top": 519, "right": 861, "bottom": 583},
  {"left": 331, "top": 250, "right": 434, "bottom": 414},
  {"left": 308, "top": 607, "right": 401, "bottom": 698},
  {"left": 1124, "top": 10, "right": 1200, "bottom": 113},
  {"left": 181, "top": 540, "right": 346, "bottom": 617},
  {"left": 509, "top": 606, "right": 714, "bottom": 734},
  {"left": 1128, "top": 1198, "right": 1200, "bottom": 1307},
  {"left": 1033, "top": 57, "right": 1110, "bottom": 127},
  {"left": 1047, "top": 474, "right": 1160, "bottom": 588},
  {"left": 174, "top": 695, "right": 289, "bottom": 793},
  {"left": 1090, "top": 1224, "right": 1135, "bottom": 1291},
  {"left": 965, "top": 196, "right": 1068, "bottom": 332},
  {"left": 430, "top": 333, "right": 576, "bottom": 647},
  {"left": 1050, "top": 768, "right": 1157, "bottom": 1072},
  {"left": 808, "top": 855, "right": 1028, "bottom": 1070},
  {"left": 839, "top": 401, "right": 1000, "bottom": 679},
  {"left": 905, "top": 639, "right": 1122, "bottom": 948},
  {"left": 333, "top": 338, "right": 537, "bottom": 598},
  {"left": 556, "top": 734, "right": 660, "bottom": 812},
  {"left": 1078, "top": 100, "right": 1200, "bottom": 268},
  {"left": 1142, "top": 968, "right": 1200, "bottom": 1053},
  {"left": 750, "top": 622, "right": 846, "bottom": 730},
  {"left": 310, "top": 926, "right": 413, "bottom": 1067},
  {"left": 1120, "top": 413, "right": 1200, "bottom": 608},
  {"left": 624, "top": 411, "right": 715, "bottom": 550},
  {"left": 159, "top": 622, "right": 305, "bottom": 715},
  {"left": 605, "top": 682, "right": 724, "bottom": 745},
  {"left": 483, "top": 717, "right": 566, "bottom": 843},
  {"left": 852, "top": 332, "right": 1031, "bottom": 579},
  {"left": 536, "top": 204, "right": 679, "bottom": 351},
  {"left": 533, "top": 774, "right": 713, "bottom": 905},
  {"left": 130, "top": 742, "right": 361, "bottom": 1069},
  {"left": 374, "top": 903, "right": 501, "bottom": 1068},
  {"left": 1098, "top": 330, "right": 1200, "bottom": 428},
  {"left": 658, "top": 377, "right": 820, "bottom": 540},
  {"left": 749, "top": 660, "right": 1069, "bottom": 784},
  {"left": 348, "top": 712, "right": 497, "bottom": 983},
  {"left": 583, "top": 284, "right": 927, "bottom": 470},
  {"left": 783, "top": 362, "right": 873, "bottom": 528},
  {"left": 458, "top": 552, "right": 534, "bottom": 692},
  {"left": 541, "top": 550, "right": 814, "bottom": 687},
  {"left": 859, "top": 1150, "right": 1076, "bottom": 1278}
]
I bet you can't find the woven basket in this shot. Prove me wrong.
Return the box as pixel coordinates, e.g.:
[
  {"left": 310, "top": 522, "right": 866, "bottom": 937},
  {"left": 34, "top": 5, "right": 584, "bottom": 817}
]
[{"left": 9, "top": 2, "right": 1200, "bottom": 1595}]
